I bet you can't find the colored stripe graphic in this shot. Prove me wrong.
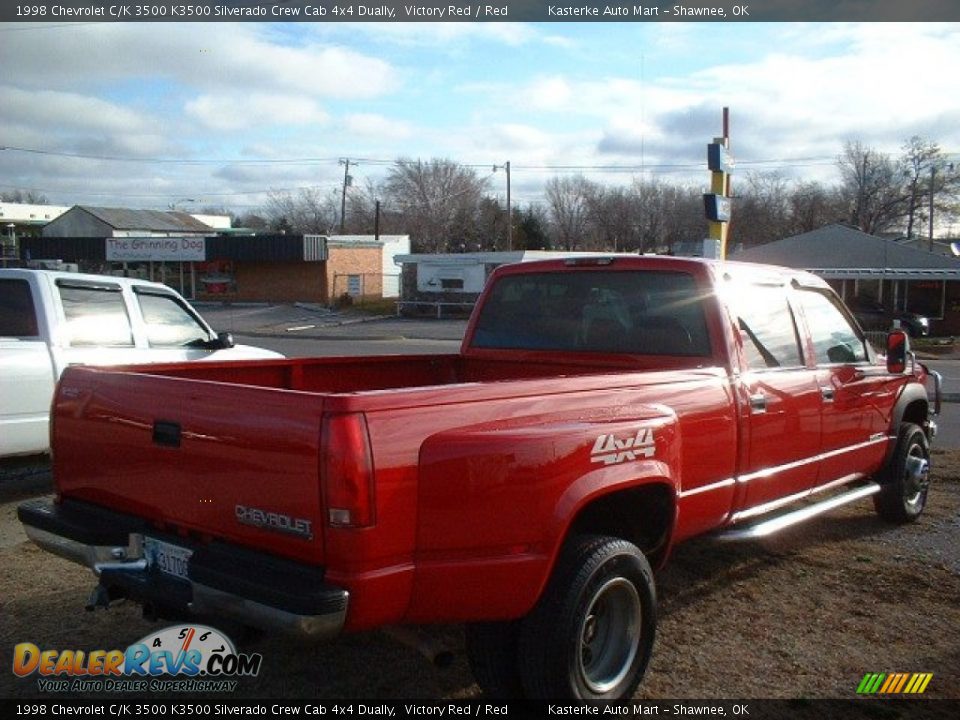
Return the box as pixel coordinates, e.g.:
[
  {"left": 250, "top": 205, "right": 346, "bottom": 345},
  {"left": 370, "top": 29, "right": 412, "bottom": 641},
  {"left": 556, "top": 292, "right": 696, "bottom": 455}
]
[{"left": 858, "top": 673, "right": 932, "bottom": 694}]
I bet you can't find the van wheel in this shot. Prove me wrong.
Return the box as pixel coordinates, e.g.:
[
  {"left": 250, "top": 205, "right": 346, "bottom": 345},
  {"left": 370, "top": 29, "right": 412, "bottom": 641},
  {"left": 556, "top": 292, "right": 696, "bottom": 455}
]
[
  {"left": 874, "top": 423, "right": 930, "bottom": 523},
  {"left": 465, "top": 621, "right": 523, "bottom": 698},
  {"left": 518, "top": 535, "right": 656, "bottom": 699}
]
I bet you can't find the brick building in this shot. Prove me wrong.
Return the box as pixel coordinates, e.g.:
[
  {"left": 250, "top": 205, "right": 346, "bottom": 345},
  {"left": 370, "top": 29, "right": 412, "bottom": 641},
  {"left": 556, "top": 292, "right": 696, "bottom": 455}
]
[{"left": 21, "top": 224, "right": 388, "bottom": 304}]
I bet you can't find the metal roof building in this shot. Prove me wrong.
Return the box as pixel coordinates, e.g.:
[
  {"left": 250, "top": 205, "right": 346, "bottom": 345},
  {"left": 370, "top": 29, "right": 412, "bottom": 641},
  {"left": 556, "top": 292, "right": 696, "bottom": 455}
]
[
  {"left": 42, "top": 206, "right": 215, "bottom": 238},
  {"left": 735, "top": 224, "right": 960, "bottom": 335},
  {"left": 734, "top": 224, "right": 960, "bottom": 279}
]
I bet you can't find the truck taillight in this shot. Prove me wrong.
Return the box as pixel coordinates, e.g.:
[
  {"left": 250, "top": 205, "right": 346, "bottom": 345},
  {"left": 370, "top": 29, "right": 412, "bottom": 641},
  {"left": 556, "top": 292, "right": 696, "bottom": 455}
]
[{"left": 321, "top": 412, "right": 375, "bottom": 528}]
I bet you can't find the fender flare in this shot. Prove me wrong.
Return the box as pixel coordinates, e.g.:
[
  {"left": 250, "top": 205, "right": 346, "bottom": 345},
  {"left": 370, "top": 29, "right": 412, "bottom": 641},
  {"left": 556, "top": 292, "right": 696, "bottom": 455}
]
[
  {"left": 884, "top": 382, "right": 929, "bottom": 465},
  {"left": 538, "top": 460, "right": 678, "bottom": 597}
]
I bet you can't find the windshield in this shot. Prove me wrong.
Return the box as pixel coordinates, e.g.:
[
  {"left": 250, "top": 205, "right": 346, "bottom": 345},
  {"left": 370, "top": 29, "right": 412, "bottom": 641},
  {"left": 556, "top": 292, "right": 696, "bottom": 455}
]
[{"left": 470, "top": 270, "right": 711, "bottom": 356}]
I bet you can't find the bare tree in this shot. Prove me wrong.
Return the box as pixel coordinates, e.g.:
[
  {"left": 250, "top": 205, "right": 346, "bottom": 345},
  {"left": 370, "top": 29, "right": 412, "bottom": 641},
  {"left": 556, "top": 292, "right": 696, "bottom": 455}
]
[
  {"left": 787, "top": 180, "right": 846, "bottom": 235},
  {"left": 582, "top": 185, "right": 637, "bottom": 252},
  {"left": 545, "top": 175, "right": 594, "bottom": 251},
  {"left": 383, "top": 158, "right": 489, "bottom": 253},
  {"left": 900, "top": 136, "right": 943, "bottom": 239},
  {"left": 263, "top": 187, "right": 339, "bottom": 233},
  {"left": 734, "top": 172, "right": 792, "bottom": 247},
  {"left": 1, "top": 189, "right": 49, "bottom": 204},
  {"left": 837, "top": 140, "right": 907, "bottom": 235}
]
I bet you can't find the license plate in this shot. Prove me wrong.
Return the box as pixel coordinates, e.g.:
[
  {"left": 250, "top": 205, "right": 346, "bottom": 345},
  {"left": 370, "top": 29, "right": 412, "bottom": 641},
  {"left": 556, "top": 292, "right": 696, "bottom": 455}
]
[{"left": 144, "top": 537, "right": 193, "bottom": 580}]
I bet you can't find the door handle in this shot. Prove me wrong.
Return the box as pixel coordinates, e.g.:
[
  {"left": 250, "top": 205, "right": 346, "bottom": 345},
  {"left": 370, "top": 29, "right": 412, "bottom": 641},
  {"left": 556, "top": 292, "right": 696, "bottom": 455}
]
[
  {"left": 749, "top": 393, "right": 767, "bottom": 414},
  {"left": 820, "top": 386, "right": 835, "bottom": 402}
]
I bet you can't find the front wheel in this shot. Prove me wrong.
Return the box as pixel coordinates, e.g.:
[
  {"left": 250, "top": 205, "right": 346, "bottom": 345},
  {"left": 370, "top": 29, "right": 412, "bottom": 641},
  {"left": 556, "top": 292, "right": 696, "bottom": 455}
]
[
  {"left": 874, "top": 422, "right": 931, "bottom": 523},
  {"left": 518, "top": 535, "right": 656, "bottom": 699}
]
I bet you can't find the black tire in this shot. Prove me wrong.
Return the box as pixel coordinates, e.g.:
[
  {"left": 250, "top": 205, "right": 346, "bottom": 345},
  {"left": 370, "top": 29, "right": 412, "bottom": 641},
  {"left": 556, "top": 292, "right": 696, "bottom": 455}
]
[
  {"left": 517, "top": 535, "right": 656, "bottom": 700},
  {"left": 874, "top": 422, "right": 931, "bottom": 523},
  {"left": 465, "top": 621, "right": 524, "bottom": 698}
]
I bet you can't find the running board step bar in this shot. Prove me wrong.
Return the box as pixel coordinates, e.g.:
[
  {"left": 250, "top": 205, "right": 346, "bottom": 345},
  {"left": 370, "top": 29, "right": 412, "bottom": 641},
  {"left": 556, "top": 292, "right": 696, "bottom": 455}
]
[{"left": 716, "top": 482, "right": 882, "bottom": 541}]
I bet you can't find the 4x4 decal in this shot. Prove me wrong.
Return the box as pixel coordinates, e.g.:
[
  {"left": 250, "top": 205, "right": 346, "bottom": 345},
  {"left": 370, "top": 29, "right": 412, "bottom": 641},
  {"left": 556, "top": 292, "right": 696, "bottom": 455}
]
[{"left": 591, "top": 428, "right": 656, "bottom": 465}]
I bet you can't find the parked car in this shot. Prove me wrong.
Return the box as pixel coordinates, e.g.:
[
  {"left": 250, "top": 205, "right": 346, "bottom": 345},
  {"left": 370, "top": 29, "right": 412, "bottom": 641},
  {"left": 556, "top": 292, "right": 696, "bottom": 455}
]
[
  {"left": 848, "top": 296, "right": 930, "bottom": 337},
  {"left": 0, "top": 268, "right": 282, "bottom": 458},
  {"left": 18, "top": 257, "right": 939, "bottom": 699}
]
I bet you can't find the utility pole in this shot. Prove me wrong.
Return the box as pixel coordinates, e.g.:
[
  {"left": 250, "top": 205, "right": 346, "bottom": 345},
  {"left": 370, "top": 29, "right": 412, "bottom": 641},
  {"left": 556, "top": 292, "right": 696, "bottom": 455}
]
[
  {"left": 339, "top": 158, "right": 352, "bottom": 234},
  {"left": 929, "top": 165, "right": 937, "bottom": 252},
  {"left": 493, "top": 161, "right": 512, "bottom": 250}
]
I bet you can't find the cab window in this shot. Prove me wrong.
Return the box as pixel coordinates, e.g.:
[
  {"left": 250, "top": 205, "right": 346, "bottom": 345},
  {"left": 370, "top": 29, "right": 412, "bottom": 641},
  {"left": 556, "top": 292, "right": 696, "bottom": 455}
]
[
  {"left": 797, "top": 289, "right": 868, "bottom": 365},
  {"left": 728, "top": 284, "right": 804, "bottom": 370},
  {"left": 57, "top": 283, "right": 134, "bottom": 347},
  {"left": 0, "top": 279, "right": 39, "bottom": 337},
  {"left": 135, "top": 290, "right": 211, "bottom": 347}
]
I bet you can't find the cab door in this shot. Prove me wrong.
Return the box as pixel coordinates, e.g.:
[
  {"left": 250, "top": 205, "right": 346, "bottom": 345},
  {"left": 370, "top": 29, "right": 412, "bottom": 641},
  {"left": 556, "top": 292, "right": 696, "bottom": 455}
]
[
  {"left": 727, "top": 282, "right": 823, "bottom": 515},
  {"left": 794, "top": 288, "right": 894, "bottom": 484}
]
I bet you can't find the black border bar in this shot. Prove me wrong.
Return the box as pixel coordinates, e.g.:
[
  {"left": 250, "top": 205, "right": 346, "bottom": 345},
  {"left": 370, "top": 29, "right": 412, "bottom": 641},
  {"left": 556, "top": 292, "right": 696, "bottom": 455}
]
[
  {"left": 3, "top": 1, "right": 960, "bottom": 23},
  {"left": 2, "top": 699, "right": 959, "bottom": 719}
]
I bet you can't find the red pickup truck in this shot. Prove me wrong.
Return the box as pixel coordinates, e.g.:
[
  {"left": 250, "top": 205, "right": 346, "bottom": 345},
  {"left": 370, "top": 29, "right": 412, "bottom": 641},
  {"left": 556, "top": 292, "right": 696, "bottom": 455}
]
[{"left": 19, "top": 256, "right": 940, "bottom": 700}]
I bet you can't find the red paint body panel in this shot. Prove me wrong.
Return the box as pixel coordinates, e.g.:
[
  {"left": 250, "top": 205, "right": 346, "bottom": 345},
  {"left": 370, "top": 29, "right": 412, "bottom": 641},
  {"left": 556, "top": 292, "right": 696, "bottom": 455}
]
[{"left": 47, "top": 256, "right": 928, "bottom": 633}]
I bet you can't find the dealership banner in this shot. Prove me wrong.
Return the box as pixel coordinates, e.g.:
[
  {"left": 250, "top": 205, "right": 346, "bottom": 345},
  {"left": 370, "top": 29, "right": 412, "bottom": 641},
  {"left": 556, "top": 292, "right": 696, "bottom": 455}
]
[
  {"left": 3, "top": 1, "right": 959, "bottom": 23},
  {"left": 106, "top": 237, "right": 207, "bottom": 262}
]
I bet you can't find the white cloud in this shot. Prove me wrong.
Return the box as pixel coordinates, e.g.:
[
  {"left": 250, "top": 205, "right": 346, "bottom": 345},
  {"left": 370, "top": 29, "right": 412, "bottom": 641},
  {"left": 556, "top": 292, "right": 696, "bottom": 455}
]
[
  {"left": 0, "top": 85, "right": 154, "bottom": 137},
  {"left": 185, "top": 94, "right": 330, "bottom": 131},
  {"left": 527, "top": 76, "right": 574, "bottom": 111},
  {"left": 490, "top": 23, "right": 960, "bottom": 180},
  {"left": 341, "top": 113, "right": 412, "bottom": 140},
  {"left": 1, "top": 24, "right": 399, "bottom": 100}
]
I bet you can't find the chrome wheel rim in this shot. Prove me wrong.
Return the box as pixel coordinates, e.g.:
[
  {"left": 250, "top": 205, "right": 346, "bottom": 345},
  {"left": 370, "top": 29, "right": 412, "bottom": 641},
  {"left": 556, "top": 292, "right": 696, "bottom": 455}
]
[
  {"left": 904, "top": 442, "right": 930, "bottom": 510},
  {"left": 577, "top": 577, "right": 642, "bottom": 694}
]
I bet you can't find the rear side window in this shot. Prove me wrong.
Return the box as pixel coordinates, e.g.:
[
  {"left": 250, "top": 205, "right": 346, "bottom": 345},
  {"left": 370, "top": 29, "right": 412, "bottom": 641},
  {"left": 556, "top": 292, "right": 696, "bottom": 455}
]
[
  {"left": 727, "top": 284, "right": 804, "bottom": 369},
  {"left": 136, "top": 291, "right": 211, "bottom": 347},
  {"left": 58, "top": 284, "right": 134, "bottom": 347},
  {"left": 0, "top": 279, "right": 39, "bottom": 337},
  {"left": 797, "top": 289, "right": 868, "bottom": 364},
  {"left": 470, "top": 270, "right": 711, "bottom": 356}
]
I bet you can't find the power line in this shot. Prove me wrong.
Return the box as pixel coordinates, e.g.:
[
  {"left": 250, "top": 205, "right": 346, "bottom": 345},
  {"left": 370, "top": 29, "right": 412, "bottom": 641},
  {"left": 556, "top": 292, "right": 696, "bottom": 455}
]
[{"left": 0, "top": 144, "right": 846, "bottom": 171}]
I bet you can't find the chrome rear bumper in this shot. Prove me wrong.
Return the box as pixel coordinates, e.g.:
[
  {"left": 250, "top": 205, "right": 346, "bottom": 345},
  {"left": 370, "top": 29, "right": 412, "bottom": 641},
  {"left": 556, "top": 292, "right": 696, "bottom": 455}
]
[{"left": 19, "top": 499, "right": 348, "bottom": 641}]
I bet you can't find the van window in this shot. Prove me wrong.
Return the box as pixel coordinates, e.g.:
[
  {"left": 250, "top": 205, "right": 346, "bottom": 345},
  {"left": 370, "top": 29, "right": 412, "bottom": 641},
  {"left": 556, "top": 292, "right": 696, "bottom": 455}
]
[{"left": 0, "top": 279, "right": 39, "bottom": 337}]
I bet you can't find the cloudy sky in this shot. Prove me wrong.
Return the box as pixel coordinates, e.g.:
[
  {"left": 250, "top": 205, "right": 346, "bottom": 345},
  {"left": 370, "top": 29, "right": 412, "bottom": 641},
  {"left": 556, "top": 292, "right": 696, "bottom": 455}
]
[{"left": 1, "top": 21, "right": 959, "bottom": 215}]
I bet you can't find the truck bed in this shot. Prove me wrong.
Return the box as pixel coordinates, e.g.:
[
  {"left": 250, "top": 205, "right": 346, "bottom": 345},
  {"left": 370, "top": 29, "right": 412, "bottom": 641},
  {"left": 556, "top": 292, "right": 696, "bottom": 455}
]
[
  {"left": 131, "top": 352, "right": 712, "bottom": 394},
  {"left": 53, "top": 353, "right": 730, "bottom": 535}
]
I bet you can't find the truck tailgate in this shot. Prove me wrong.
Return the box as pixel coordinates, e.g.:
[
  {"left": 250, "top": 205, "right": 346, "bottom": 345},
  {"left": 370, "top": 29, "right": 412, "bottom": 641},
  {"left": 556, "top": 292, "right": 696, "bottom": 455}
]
[{"left": 52, "top": 366, "right": 327, "bottom": 564}]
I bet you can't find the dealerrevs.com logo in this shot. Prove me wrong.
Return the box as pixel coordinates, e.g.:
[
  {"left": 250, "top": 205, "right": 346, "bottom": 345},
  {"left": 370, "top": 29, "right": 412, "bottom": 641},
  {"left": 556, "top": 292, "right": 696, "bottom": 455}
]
[{"left": 13, "top": 624, "right": 262, "bottom": 693}]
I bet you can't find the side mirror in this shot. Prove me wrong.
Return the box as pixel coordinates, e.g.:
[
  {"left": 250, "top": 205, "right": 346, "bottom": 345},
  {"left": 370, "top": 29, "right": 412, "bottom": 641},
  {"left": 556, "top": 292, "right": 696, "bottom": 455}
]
[
  {"left": 886, "top": 329, "right": 909, "bottom": 374},
  {"left": 216, "top": 331, "right": 235, "bottom": 349}
]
